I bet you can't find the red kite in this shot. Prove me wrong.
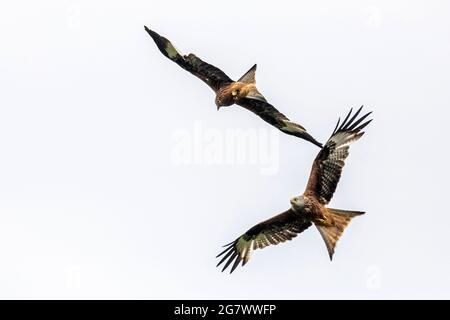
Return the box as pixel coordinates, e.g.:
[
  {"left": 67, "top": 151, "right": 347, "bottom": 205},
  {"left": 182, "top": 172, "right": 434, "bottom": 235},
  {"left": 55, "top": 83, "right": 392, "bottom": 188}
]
[
  {"left": 217, "top": 106, "right": 372, "bottom": 273},
  {"left": 144, "top": 27, "right": 322, "bottom": 147}
]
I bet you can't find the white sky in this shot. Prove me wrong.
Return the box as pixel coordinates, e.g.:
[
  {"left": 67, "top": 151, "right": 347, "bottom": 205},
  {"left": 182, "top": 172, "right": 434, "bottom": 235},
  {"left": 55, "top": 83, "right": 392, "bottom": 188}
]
[{"left": 0, "top": 0, "right": 449, "bottom": 299}]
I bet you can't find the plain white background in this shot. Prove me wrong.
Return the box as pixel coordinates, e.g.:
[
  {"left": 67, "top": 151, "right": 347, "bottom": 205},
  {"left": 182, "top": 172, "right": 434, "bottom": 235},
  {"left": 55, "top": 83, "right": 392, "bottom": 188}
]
[{"left": 0, "top": 0, "right": 449, "bottom": 299}]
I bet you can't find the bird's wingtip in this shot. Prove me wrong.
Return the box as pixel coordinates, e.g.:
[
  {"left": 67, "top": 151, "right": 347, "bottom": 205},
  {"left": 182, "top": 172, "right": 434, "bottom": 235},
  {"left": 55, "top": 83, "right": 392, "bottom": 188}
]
[
  {"left": 144, "top": 26, "right": 153, "bottom": 33},
  {"left": 307, "top": 134, "right": 323, "bottom": 148},
  {"left": 144, "top": 26, "right": 159, "bottom": 38}
]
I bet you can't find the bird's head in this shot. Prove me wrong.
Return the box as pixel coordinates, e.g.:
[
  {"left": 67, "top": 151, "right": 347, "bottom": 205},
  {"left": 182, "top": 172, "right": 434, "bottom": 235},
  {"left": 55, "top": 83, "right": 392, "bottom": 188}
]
[
  {"left": 215, "top": 96, "right": 223, "bottom": 110},
  {"left": 215, "top": 93, "right": 234, "bottom": 110},
  {"left": 290, "top": 196, "right": 306, "bottom": 211}
]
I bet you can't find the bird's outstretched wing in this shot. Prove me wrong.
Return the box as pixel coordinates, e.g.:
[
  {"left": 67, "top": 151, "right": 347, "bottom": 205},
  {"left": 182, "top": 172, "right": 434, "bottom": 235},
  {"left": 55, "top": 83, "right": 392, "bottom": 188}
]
[
  {"left": 217, "top": 209, "right": 312, "bottom": 273},
  {"left": 236, "top": 98, "right": 323, "bottom": 147},
  {"left": 305, "top": 106, "right": 372, "bottom": 205},
  {"left": 144, "top": 27, "right": 233, "bottom": 92}
]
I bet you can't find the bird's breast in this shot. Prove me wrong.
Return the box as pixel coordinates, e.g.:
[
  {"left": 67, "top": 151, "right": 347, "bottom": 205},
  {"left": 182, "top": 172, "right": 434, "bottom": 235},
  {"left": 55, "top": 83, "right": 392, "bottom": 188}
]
[{"left": 301, "top": 196, "right": 324, "bottom": 217}]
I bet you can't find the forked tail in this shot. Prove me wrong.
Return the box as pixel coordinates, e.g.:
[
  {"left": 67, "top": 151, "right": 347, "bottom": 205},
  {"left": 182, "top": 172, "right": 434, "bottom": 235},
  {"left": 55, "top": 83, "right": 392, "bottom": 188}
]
[
  {"left": 237, "top": 64, "right": 267, "bottom": 103},
  {"left": 315, "top": 208, "right": 364, "bottom": 260},
  {"left": 238, "top": 64, "right": 257, "bottom": 84}
]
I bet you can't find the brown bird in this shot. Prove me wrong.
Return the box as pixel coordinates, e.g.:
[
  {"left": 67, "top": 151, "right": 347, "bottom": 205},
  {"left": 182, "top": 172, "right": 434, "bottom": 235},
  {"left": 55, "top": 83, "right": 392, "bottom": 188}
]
[
  {"left": 217, "top": 106, "right": 372, "bottom": 273},
  {"left": 144, "top": 26, "right": 322, "bottom": 147}
]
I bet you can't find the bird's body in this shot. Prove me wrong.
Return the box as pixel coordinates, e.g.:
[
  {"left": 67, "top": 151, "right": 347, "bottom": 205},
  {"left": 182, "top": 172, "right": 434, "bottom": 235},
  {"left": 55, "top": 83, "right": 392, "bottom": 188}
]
[
  {"left": 291, "top": 194, "right": 323, "bottom": 222},
  {"left": 217, "top": 106, "right": 372, "bottom": 273},
  {"left": 215, "top": 81, "right": 264, "bottom": 107},
  {"left": 144, "top": 27, "right": 322, "bottom": 147}
]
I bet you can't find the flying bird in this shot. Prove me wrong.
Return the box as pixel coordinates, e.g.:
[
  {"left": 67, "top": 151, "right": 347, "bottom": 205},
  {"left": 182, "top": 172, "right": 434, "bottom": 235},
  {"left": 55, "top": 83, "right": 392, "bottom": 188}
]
[
  {"left": 217, "top": 106, "right": 372, "bottom": 273},
  {"left": 144, "top": 26, "right": 322, "bottom": 147}
]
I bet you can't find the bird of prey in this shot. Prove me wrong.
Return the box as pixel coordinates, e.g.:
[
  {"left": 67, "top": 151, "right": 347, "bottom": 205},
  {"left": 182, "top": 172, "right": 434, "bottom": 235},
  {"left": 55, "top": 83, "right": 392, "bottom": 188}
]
[
  {"left": 144, "top": 26, "right": 322, "bottom": 147},
  {"left": 217, "top": 106, "right": 372, "bottom": 273}
]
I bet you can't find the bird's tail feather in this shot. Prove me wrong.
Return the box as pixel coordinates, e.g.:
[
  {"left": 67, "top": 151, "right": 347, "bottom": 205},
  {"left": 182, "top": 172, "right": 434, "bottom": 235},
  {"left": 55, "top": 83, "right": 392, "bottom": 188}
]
[
  {"left": 238, "top": 64, "right": 267, "bottom": 102},
  {"left": 238, "top": 64, "right": 257, "bottom": 84},
  {"left": 315, "top": 208, "right": 364, "bottom": 260}
]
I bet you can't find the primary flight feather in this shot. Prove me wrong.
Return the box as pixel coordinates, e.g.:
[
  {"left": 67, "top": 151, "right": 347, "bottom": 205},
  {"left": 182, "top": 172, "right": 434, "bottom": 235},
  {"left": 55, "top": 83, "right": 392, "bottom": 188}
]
[
  {"left": 144, "top": 26, "right": 322, "bottom": 147},
  {"left": 217, "top": 106, "right": 372, "bottom": 273}
]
